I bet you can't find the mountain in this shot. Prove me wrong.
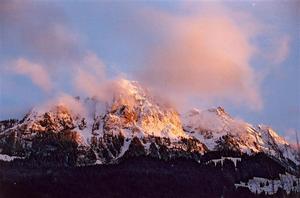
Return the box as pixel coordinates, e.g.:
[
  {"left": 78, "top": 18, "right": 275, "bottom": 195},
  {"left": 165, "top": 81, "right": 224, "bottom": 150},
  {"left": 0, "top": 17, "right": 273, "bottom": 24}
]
[{"left": 0, "top": 79, "right": 299, "bottom": 197}]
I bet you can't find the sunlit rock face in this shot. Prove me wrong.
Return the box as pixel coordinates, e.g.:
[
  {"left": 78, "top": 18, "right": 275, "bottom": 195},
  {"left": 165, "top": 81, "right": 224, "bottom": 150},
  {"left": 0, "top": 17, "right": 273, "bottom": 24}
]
[
  {"left": 0, "top": 79, "right": 204, "bottom": 165},
  {"left": 103, "top": 79, "right": 186, "bottom": 139},
  {"left": 0, "top": 79, "right": 298, "bottom": 168}
]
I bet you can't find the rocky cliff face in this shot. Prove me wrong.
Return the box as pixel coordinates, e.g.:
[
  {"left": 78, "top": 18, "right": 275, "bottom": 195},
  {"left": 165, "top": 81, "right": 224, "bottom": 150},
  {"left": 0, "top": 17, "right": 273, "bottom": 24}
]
[{"left": 0, "top": 79, "right": 299, "bottom": 196}]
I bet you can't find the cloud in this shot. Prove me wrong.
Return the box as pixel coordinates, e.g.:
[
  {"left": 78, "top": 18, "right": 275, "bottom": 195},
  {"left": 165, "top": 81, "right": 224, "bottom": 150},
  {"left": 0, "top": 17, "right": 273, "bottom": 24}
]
[
  {"left": 137, "top": 7, "right": 263, "bottom": 110},
  {"left": 73, "top": 52, "right": 129, "bottom": 103},
  {"left": 10, "top": 58, "right": 53, "bottom": 92},
  {"left": 37, "top": 93, "right": 87, "bottom": 117},
  {"left": 1, "top": 1, "right": 101, "bottom": 98},
  {"left": 0, "top": 0, "right": 81, "bottom": 63},
  {"left": 74, "top": 52, "right": 109, "bottom": 100},
  {"left": 0, "top": 1, "right": 293, "bottom": 115},
  {"left": 1, "top": 2, "right": 265, "bottom": 111},
  {"left": 73, "top": 52, "right": 147, "bottom": 104}
]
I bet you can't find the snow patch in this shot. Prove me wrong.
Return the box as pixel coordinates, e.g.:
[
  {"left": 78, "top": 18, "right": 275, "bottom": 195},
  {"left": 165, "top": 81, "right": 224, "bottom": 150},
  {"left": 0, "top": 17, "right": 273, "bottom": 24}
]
[
  {"left": 235, "top": 173, "right": 300, "bottom": 195},
  {"left": 206, "top": 157, "right": 241, "bottom": 168},
  {"left": 0, "top": 154, "right": 24, "bottom": 162},
  {"left": 116, "top": 138, "right": 132, "bottom": 159}
]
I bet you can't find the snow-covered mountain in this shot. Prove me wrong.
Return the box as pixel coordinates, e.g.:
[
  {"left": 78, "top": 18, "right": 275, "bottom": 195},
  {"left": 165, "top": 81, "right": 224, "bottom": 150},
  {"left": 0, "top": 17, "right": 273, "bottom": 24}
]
[
  {"left": 0, "top": 79, "right": 298, "bottom": 165},
  {"left": 0, "top": 79, "right": 299, "bottom": 196},
  {"left": 182, "top": 107, "right": 298, "bottom": 165}
]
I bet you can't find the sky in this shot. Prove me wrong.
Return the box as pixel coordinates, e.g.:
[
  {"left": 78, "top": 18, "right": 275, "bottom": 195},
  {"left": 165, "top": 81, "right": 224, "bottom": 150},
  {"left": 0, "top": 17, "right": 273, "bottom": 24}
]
[{"left": 0, "top": 0, "right": 299, "bottom": 143}]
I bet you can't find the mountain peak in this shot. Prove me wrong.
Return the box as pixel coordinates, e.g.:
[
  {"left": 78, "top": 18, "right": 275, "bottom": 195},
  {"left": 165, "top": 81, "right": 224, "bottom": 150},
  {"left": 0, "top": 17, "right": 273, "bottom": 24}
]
[
  {"left": 207, "top": 106, "right": 231, "bottom": 118},
  {"left": 0, "top": 79, "right": 299, "bottom": 168}
]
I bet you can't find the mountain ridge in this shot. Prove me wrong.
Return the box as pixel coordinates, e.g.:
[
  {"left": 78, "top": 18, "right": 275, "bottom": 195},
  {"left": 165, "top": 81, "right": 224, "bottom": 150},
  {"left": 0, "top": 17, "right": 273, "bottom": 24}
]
[
  {"left": 0, "top": 79, "right": 299, "bottom": 196},
  {"left": 0, "top": 79, "right": 298, "bottom": 165}
]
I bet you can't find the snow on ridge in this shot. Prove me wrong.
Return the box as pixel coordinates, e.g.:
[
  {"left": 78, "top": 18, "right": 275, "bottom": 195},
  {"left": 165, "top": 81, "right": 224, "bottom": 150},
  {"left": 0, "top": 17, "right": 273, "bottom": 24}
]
[{"left": 181, "top": 106, "right": 299, "bottom": 165}]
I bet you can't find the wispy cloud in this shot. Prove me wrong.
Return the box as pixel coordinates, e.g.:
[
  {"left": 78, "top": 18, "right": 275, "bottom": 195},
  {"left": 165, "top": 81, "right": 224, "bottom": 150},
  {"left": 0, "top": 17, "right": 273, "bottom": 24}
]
[
  {"left": 74, "top": 52, "right": 107, "bottom": 99},
  {"left": 10, "top": 58, "right": 53, "bottom": 92}
]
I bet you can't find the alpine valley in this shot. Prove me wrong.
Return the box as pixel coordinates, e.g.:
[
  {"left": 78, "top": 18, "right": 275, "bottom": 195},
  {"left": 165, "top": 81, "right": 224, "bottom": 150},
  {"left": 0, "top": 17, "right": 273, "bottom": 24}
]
[{"left": 0, "top": 79, "right": 299, "bottom": 198}]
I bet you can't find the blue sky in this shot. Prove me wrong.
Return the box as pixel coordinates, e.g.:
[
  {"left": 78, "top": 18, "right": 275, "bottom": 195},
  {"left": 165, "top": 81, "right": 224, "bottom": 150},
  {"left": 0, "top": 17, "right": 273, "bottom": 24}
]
[{"left": 0, "top": 1, "right": 299, "bottom": 142}]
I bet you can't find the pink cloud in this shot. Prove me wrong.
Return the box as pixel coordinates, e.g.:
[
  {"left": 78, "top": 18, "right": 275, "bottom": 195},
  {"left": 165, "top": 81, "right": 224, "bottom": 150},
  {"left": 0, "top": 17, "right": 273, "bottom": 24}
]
[
  {"left": 73, "top": 52, "right": 123, "bottom": 103},
  {"left": 10, "top": 58, "right": 53, "bottom": 92},
  {"left": 37, "top": 93, "right": 87, "bottom": 117},
  {"left": 73, "top": 52, "right": 142, "bottom": 103},
  {"left": 74, "top": 53, "right": 107, "bottom": 98},
  {"left": 137, "top": 7, "right": 263, "bottom": 110}
]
